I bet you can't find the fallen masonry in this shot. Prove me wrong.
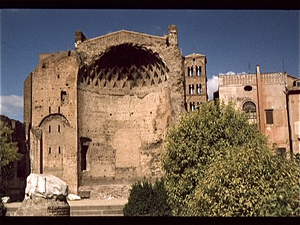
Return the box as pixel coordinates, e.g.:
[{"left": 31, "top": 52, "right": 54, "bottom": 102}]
[{"left": 14, "top": 173, "right": 70, "bottom": 216}]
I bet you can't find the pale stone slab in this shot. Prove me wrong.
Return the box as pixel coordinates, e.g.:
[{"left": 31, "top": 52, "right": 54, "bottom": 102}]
[{"left": 25, "top": 173, "right": 68, "bottom": 200}]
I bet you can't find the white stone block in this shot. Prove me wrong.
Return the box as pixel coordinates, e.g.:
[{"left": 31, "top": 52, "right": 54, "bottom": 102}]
[
  {"left": 67, "top": 194, "right": 81, "bottom": 201},
  {"left": 25, "top": 173, "right": 68, "bottom": 200},
  {"left": 1, "top": 196, "right": 10, "bottom": 203}
]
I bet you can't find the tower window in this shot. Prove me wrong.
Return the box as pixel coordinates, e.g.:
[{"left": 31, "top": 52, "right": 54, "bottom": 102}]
[
  {"left": 58, "top": 106, "right": 60, "bottom": 113},
  {"left": 49, "top": 147, "right": 51, "bottom": 154},
  {"left": 265, "top": 109, "right": 274, "bottom": 124},
  {"left": 190, "top": 102, "right": 195, "bottom": 111},
  {"left": 196, "top": 84, "right": 202, "bottom": 94},
  {"left": 189, "top": 84, "right": 195, "bottom": 94},
  {"left": 58, "top": 125, "right": 60, "bottom": 133},
  {"left": 188, "top": 67, "right": 194, "bottom": 76},
  {"left": 196, "top": 66, "right": 201, "bottom": 76},
  {"left": 49, "top": 125, "right": 51, "bottom": 133},
  {"left": 49, "top": 107, "right": 51, "bottom": 114},
  {"left": 58, "top": 146, "right": 61, "bottom": 154}
]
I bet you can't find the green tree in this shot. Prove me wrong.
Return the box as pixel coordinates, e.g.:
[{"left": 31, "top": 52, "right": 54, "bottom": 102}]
[
  {"left": 162, "top": 100, "right": 299, "bottom": 216},
  {"left": 0, "top": 121, "right": 21, "bottom": 179},
  {"left": 123, "top": 178, "right": 172, "bottom": 216}
]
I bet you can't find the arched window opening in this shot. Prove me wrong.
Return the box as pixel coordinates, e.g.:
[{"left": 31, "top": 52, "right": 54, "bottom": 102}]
[
  {"left": 243, "top": 101, "right": 257, "bottom": 123},
  {"left": 189, "top": 84, "right": 195, "bottom": 94},
  {"left": 190, "top": 102, "right": 195, "bottom": 111},
  {"left": 196, "top": 84, "right": 202, "bottom": 94}
]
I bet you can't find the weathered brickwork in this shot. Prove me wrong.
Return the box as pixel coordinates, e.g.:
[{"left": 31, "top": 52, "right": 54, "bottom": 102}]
[{"left": 24, "top": 25, "right": 207, "bottom": 194}]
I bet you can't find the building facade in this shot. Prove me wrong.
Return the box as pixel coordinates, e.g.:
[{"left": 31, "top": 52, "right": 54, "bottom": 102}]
[
  {"left": 24, "top": 25, "right": 208, "bottom": 194},
  {"left": 216, "top": 65, "right": 300, "bottom": 157}
]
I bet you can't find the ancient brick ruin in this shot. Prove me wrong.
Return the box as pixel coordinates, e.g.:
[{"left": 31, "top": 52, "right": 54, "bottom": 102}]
[{"left": 24, "top": 25, "right": 208, "bottom": 194}]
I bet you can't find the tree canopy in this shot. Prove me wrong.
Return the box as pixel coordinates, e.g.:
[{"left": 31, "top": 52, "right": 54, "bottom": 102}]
[
  {"left": 162, "top": 100, "right": 299, "bottom": 216},
  {"left": 0, "top": 121, "right": 21, "bottom": 178}
]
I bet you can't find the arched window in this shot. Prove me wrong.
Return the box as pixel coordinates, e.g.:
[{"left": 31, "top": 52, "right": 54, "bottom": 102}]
[
  {"left": 189, "top": 84, "right": 195, "bottom": 94},
  {"left": 196, "top": 84, "right": 202, "bottom": 94},
  {"left": 196, "top": 66, "right": 202, "bottom": 76},
  {"left": 243, "top": 101, "right": 257, "bottom": 123},
  {"left": 189, "top": 66, "right": 194, "bottom": 76},
  {"left": 190, "top": 102, "right": 195, "bottom": 111}
]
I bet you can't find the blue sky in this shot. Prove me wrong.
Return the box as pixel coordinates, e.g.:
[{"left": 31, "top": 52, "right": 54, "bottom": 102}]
[{"left": 1, "top": 9, "right": 299, "bottom": 122}]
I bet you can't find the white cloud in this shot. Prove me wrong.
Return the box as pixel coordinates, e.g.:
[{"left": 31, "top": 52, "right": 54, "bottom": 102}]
[
  {"left": 207, "top": 75, "right": 219, "bottom": 100},
  {"left": 219, "top": 71, "right": 236, "bottom": 75},
  {"left": 226, "top": 71, "right": 236, "bottom": 75},
  {"left": 0, "top": 95, "right": 23, "bottom": 121}
]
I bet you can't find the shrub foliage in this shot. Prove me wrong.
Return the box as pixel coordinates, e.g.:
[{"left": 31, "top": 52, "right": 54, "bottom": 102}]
[
  {"left": 123, "top": 178, "right": 172, "bottom": 216},
  {"left": 162, "top": 100, "right": 299, "bottom": 216}
]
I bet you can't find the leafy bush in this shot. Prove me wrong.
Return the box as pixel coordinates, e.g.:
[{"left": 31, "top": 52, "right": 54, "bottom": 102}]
[
  {"left": 162, "top": 100, "right": 300, "bottom": 216},
  {"left": 123, "top": 178, "right": 172, "bottom": 216}
]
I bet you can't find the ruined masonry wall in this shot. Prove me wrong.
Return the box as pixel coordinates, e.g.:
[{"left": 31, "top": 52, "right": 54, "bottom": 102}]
[
  {"left": 78, "top": 86, "right": 172, "bottom": 184},
  {"left": 29, "top": 52, "right": 78, "bottom": 193}
]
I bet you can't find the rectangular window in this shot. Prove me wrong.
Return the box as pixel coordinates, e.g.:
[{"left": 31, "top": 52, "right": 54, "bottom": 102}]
[
  {"left": 49, "top": 107, "right": 51, "bottom": 114},
  {"left": 61, "top": 91, "right": 67, "bottom": 104},
  {"left": 277, "top": 148, "right": 286, "bottom": 157},
  {"left": 58, "top": 125, "right": 60, "bottom": 133},
  {"left": 58, "top": 147, "right": 61, "bottom": 154},
  {"left": 49, "top": 125, "right": 51, "bottom": 133},
  {"left": 49, "top": 147, "right": 51, "bottom": 154},
  {"left": 58, "top": 106, "right": 60, "bottom": 113},
  {"left": 265, "top": 109, "right": 274, "bottom": 124}
]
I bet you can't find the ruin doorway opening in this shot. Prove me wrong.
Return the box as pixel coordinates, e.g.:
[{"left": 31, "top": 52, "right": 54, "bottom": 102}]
[
  {"left": 80, "top": 137, "right": 92, "bottom": 171},
  {"left": 81, "top": 145, "right": 88, "bottom": 171}
]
